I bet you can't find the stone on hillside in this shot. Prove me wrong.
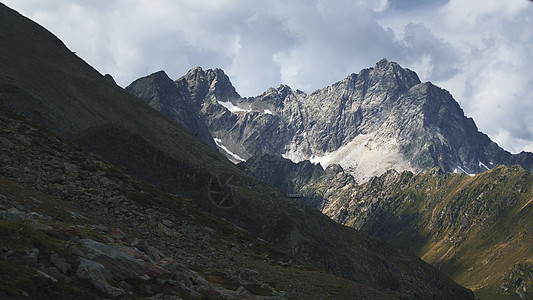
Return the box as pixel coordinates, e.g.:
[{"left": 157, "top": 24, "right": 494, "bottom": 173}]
[
  {"left": 0, "top": 207, "right": 29, "bottom": 222},
  {"left": 76, "top": 258, "right": 125, "bottom": 298},
  {"left": 79, "top": 239, "right": 169, "bottom": 281},
  {"left": 50, "top": 253, "right": 71, "bottom": 274},
  {"left": 30, "top": 223, "right": 54, "bottom": 232},
  {"left": 63, "top": 162, "right": 79, "bottom": 179},
  {"left": 0, "top": 137, "right": 14, "bottom": 148}
]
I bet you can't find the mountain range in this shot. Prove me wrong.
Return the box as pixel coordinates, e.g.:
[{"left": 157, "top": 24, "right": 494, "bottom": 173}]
[{"left": 127, "top": 61, "right": 533, "bottom": 183}]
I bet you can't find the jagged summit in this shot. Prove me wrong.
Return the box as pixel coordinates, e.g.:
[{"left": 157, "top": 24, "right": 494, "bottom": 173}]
[
  {"left": 368, "top": 58, "right": 422, "bottom": 90},
  {"left": 149, "top": 69, "right": 171, "bottom": 79},
  {"left": 125, "top": 70, "right": 216, "bottom": 147},
  {"left": 130, "top": 60, "right": 533, "bottom": 182},
  {"left": 179, "top": 66, "right": 241, "bottom": 104}
]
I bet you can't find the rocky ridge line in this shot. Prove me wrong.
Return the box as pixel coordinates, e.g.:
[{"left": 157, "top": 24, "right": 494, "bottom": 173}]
[{"left": 128, "top": 60, "right": 533, "bottom": 182}]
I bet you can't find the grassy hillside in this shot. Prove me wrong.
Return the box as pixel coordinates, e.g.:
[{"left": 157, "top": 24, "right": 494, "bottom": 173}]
[
  {"left": 325, "top": 166, "right": 533, "bottom": 299},
  {"left": 241, "top": 154, "right": 533, "bottom": 298}
]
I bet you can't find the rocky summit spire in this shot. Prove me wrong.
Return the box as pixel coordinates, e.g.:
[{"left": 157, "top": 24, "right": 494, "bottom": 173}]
[
  {"left": 178, "top": 67, "right": 241, "bottom": 106},
  {"left": 371, "top": 58, "right": 421, "bottom": 91},
  {"left": 126, "top": 70, "right": 216, "bottom": 148}
]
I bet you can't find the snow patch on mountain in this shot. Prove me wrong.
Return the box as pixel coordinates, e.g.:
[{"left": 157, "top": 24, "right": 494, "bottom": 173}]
[
  {"left": 479, "top": 161, "right": 490, "bottom": 171},
  {"left": 282, "top": 151, "right": 308, "bottom": 163},
  {"left": 214, "top": 138, "right": 246, "bottom": 162},
  {"left": 217, "top": 101, "right": 250, "bottom": 113},
  {"left": 282, "top": 134, "right": 418, "bottom": 183},
  {"left": 454, "top": 166, "right": 475, "bottom": 177},
  {"left": 309, "top": 153, "right": 333, "bottom": 166}
]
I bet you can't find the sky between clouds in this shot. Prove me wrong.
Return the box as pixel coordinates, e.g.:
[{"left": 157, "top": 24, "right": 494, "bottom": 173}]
[{"left": 3, "top": 0, "right": 533, "bottom": 153}]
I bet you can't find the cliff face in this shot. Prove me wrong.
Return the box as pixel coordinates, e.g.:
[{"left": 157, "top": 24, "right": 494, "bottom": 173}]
[{"left": 129, "top": 60, "right": 533, "bottom": 183}]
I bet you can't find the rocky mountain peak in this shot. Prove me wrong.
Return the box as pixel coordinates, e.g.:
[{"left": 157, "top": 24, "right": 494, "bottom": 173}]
[
  {"left": 150, "top": 70, "right": 172, "bottom": 81},
  {"left": 125, "top": 70, "right": 216, "bottom": 147},
  {"left": 206, "top": 68, "right": 241, "bottom": 100},
  {"left": 126, "top": 70, "right": 179, "bottom": 110},
  {"left": 273, "top": 84, "right": 298, "bottom": 101},
  {"left": 369, "top": 58, "right": 421, "bottom": 91},
  {"left": 185, "top": 66, "right": 205, "bottom": 78},
  {"left": 178, "top": 66, "right": 240, "bottom": 104}
]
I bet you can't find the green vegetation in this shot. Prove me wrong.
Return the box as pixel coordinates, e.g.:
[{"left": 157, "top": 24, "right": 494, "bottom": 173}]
[
  {"left": 0, "top": 261, "right": 98, "bottom": 299},
  {"left": 0, "top": 220, "right": 98, "bottom": 299},
  {"left": 328, "top": 165, "right": 533, "bottom": 298}
]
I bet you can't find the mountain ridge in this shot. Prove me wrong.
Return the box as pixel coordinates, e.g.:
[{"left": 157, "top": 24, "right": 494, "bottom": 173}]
[{"left": 128, "top": 60, "right": 533, "bottom": 182}]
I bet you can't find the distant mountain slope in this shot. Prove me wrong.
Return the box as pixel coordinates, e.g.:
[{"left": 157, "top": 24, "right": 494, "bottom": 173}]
[
  {"left": 330, "top": 165, "right": 533, "bottom": 299},
  {"left": 240, "top": 154, "right": 533, "bottom": 299},
  {"left": 129, "top": 60, "right": 533, "bottom": 182},
  {"left": 0, "top": 3, "right": 475, "bottom": 298}
]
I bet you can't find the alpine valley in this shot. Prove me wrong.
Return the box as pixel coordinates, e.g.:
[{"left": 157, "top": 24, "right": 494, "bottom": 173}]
[
  {"left": 126, "top": 43, "right": 533, "bottom": 299},
  {"left": 0, "top": 2, "right": 531, "bottom": 300}
]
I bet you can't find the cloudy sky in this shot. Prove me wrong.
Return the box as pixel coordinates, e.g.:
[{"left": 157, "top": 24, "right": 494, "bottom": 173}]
[{"left": 3, "top": 0, "right": 533, "bottom": 153}]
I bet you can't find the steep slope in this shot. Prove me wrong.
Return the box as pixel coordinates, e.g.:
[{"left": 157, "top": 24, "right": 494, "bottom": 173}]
[
  {"left": 0, "top": 3, "right": 224, "bottom": 170},
  {"left": 241, "top": 154, "right": 533, "bottom": 299},
  {"left": 0, "top": 3, "right": 475, "bottom": 298},
  {"left": 0, "top": 103, "right": 396, "bottom": 299},
  {"left": 329, "top": 166, "right": 533, "bottom": 299},
  {"left": 130, "top": 60, "right": 533, "bottom": 182},
  {"left": 126, "top": 70, "right": 216, "bottom": 147}
]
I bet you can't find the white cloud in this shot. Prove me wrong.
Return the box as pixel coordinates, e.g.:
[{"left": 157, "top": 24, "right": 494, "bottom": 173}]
[
  {"left": 396, "top": 22, "right": 460, "bottom": 81},
  {"left": 268, "top": 0, "right": 400, "bottom": 92},
  {"left": 2, "top": 0, "right": 533, "bottom": 153},
  {"left": 431, "top": 0, "right": 533, "bottom": 153}
]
